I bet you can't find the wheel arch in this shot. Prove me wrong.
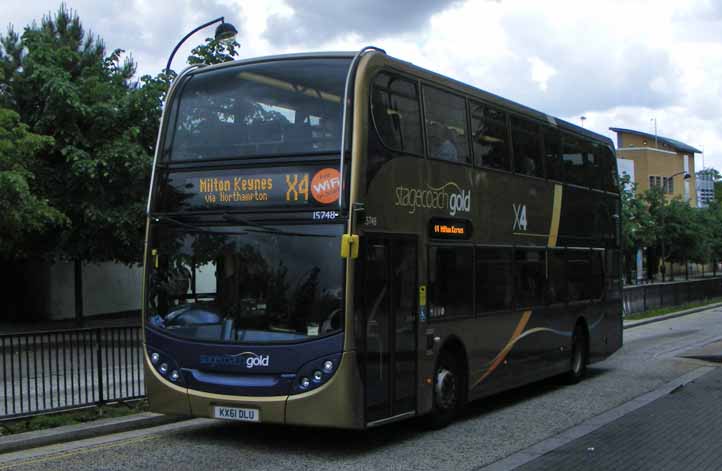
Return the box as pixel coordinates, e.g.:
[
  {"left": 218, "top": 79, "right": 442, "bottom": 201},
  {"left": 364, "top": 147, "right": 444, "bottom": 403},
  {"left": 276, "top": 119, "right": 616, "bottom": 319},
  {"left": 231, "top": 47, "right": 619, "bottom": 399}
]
[
  {"left": 438, "top": 335, "right": 469, "bottom": 404},
  {"left": 574, "top": 316, "right": 591, "bottom": 363}
]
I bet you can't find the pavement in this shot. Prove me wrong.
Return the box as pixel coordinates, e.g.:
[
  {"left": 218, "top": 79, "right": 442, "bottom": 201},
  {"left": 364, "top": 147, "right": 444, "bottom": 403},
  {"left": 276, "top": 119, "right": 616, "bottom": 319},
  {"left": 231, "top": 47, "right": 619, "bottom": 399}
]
[
  {"left": 0, "top": 412, "right": 182, "bottom": 455},
  {"left": 623, "top": 300, "right": 722, "bottom": 329},
  {"left": 514, "top": 363, "right": 722, "bottom": 471}
]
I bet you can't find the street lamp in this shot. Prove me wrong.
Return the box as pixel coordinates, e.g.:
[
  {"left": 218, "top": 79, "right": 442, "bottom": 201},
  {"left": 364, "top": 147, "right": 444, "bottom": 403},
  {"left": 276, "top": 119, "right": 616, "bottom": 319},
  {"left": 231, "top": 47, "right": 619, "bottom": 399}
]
[
  {"left": 659, "top": 171, "right": 691, "bottom": 282},
  {"left": 165, "top": 17, "right": 238, "bottom": 74}
]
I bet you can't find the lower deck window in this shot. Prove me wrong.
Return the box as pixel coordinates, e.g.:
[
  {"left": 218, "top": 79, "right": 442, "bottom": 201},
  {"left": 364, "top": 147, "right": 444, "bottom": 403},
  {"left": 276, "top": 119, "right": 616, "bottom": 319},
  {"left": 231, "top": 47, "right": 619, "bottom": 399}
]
[
  {"left": 429, "top": 246, "right": 473, "bottom": 318},
  {"left": 514, "top": 248, "right": 546, "bottom": 308}
]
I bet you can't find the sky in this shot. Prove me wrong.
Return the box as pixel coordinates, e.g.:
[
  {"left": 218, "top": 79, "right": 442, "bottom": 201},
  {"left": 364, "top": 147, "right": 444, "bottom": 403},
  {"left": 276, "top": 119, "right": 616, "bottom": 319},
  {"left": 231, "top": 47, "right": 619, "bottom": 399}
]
[{"left": 4, "top": 0, "right": 722, "bottom": 170}]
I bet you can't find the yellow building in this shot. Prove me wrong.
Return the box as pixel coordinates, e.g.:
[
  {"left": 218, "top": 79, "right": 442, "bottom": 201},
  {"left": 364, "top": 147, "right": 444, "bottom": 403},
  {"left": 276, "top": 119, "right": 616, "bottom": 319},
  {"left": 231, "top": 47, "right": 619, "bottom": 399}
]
[{"left": 610, "top": 127, "right": 700, "bottom": 207}]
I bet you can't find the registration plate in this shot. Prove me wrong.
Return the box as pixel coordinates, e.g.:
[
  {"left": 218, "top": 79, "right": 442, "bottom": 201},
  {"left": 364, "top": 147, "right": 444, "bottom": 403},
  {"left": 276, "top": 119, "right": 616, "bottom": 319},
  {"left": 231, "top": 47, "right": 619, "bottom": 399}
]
[{"left": 213, "top": 406, "right": 260, "bottom": 422}]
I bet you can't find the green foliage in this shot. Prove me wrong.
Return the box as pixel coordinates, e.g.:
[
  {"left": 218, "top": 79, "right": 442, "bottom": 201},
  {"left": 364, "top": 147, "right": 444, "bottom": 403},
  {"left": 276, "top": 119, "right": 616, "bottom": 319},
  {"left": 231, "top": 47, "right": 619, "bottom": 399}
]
[
  {"left": 620, "top": 175, "right": 655, "bottom": 252},
  {"left": 619, "top": 172, "right": 722, "bottom": 280},
  {"left": 187, "top": 37, "right": 240, "bottom": 67},
  {"left": 0, "top": 108, "right": 68, "bottom": 257},
  {"left": 0, "top": 5, "right": 166, "bottom": 264}
]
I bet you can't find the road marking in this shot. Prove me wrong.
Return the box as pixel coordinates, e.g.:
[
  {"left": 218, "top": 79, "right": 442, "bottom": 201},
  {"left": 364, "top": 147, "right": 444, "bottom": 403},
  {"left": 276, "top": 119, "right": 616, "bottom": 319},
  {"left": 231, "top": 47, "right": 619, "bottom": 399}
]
[
  {"left": 0, "top": 435, "right": 158, "bottom": 470},
  {"left": 0, "top": 418, "right": 212, "bottom": 468},
  {"left": 475, "top": 366, "right": 716, "bottom": 471}
]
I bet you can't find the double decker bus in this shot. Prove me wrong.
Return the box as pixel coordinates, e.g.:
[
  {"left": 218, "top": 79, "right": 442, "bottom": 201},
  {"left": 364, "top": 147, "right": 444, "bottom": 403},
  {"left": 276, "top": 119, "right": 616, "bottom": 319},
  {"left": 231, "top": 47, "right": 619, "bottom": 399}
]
[{"left": 143, "top": 47, "right": 622, "bottom": 429}]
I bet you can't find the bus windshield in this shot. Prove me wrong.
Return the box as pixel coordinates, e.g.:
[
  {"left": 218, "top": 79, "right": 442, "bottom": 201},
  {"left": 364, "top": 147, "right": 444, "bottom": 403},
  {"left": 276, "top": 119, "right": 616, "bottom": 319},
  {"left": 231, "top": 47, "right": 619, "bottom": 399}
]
[
  {"left": 166, "top": 58, "right": 351, "bottom": 161},
  {"left": 146, "top": 224, "right": 344, "bottom": 344}
]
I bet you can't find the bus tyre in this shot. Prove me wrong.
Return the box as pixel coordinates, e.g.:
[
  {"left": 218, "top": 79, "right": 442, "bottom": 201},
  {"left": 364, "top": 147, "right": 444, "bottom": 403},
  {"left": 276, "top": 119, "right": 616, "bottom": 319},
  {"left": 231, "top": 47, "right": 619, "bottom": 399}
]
[
  {"left": 428, "top": 351, "right": 462, "bottom": 429},
  {"left": 565, "top": 324, "right": 588, "bottom": 384}
]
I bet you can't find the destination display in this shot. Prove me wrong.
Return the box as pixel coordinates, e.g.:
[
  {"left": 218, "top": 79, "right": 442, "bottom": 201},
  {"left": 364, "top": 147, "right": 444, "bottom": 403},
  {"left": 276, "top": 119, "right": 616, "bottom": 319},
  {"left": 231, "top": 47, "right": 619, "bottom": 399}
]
[
  {"left": 159, "top": 166, "right": 341, "bottom": 211},
  {"left": 429, "top": 218, "right": 472, "bottom": 240}
]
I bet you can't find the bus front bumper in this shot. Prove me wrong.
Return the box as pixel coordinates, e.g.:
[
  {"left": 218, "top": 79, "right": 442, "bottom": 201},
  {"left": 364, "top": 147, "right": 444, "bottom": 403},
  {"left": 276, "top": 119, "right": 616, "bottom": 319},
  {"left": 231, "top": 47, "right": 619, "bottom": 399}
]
[{"left": 145, "top": 351, "right": 365, "bottom": 429}]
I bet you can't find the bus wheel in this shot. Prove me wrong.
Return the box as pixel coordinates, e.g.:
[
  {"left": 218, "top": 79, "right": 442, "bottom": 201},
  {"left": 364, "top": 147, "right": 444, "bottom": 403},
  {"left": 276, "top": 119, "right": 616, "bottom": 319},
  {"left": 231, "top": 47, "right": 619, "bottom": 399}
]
[
  {"left": 428, "top": 350, "right": 461, "bottom": 428},
  {"left": 565, "top": 323, "right": 588, "bottom": 384}
]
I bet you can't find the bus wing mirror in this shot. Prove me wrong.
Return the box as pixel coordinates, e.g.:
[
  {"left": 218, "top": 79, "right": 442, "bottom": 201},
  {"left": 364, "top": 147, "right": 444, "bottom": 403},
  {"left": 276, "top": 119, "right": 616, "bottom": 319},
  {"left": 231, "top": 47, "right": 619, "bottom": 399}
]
[{"left": 341, "top": 234, "right": 360, "bottom": 259}]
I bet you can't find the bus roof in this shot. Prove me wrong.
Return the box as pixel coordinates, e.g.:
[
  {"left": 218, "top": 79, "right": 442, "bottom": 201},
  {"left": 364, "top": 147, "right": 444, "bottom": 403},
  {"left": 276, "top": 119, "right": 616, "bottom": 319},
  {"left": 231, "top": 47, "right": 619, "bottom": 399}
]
[{"left": 189, "top": 50, "right": 614, "bottom": 148}]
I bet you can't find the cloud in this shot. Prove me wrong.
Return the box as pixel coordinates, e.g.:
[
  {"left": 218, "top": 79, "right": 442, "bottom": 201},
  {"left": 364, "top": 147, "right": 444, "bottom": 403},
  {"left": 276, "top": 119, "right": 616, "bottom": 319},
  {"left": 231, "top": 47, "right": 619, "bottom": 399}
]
[
  {"left": 263, "top": 0, "right": 461, "bottom": 47},
  {"left": 3, "top": 0, "right": 242, "bottom": 76},
  {"left": 3, "top": 0, "right": 722, "bottom": 170}
]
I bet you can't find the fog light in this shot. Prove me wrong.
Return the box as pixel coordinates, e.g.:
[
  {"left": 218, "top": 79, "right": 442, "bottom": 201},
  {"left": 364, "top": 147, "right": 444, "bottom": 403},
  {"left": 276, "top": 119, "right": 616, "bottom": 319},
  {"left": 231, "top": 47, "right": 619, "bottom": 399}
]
[
  {"left": 159, "top": 363, "right": 169, "bottom": 375},
  {"left": 170, "top": 370, "right": 180, "bottom": 382},
  {"left": 323, "top": 360, "right": 333, "bottom": 373},
  {"left": 151, "top": 352, "right": 160, "bottom": 364},
  {"left": 300, "top": 377, "right": 311, "bottom": 389},
  {"left": 313, "top": 370, "right": 323, "bottom": 382}
]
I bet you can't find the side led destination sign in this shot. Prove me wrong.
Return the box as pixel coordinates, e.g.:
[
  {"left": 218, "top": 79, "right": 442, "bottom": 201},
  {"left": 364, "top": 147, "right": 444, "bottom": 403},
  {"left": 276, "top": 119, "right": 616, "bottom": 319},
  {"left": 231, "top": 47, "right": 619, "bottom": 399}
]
[{"left": 429, "top": 218, "right": 472, "bottom": 240}]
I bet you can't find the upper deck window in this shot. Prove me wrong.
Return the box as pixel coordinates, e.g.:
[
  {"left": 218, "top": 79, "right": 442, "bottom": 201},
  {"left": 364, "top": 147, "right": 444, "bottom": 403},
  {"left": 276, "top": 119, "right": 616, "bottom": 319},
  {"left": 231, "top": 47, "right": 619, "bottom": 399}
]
[
  {"left": 470, "top": 102, "right": 510, "bottom": 171},
  {"left": 511, "top": 116, "right": 543, "bottom": 178},
  {"left": 166, "top": 58, "right": 350, "bottom": 161},
  {"left": 423, "top": 86, "right": 471, "bottom": 164},
  {"left": 370, "top": 73, "right": 423, "bottom": 156}
]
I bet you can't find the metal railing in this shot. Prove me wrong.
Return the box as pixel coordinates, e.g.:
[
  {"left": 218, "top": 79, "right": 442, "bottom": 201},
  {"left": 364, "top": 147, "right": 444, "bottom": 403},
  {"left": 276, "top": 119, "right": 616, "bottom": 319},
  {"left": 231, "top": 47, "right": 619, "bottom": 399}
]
[
  {"left": 0, "top": 326, "right": 144, "bottom": 421},
  {"left": 623, "top": 277, "right": 722, "bottom": 316}
]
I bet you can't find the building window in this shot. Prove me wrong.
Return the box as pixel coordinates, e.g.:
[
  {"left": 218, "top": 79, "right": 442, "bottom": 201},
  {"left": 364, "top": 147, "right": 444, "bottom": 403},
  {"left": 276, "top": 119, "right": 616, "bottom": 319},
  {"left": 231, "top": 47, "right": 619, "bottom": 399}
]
[{"left": 649, "top": 175, "right": 662, "bottom": 190}]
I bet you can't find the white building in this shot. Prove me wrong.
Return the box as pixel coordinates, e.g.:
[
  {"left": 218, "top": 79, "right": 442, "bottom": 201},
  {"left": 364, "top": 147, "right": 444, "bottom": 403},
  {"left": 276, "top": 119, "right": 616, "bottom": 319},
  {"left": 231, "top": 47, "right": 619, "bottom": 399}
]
[{"left": 696, "top": 169, "right": 716, "bottom": 208}]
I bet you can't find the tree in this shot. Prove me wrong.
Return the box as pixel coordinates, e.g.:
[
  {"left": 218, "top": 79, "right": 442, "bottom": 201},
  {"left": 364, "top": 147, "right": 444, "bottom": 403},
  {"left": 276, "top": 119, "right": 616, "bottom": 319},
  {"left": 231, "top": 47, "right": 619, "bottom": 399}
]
[
  {"left": 0, "top": 5, "right": 165, "bottom": 265},
  {"left": 0, "top": 106, "right": 67, "bottom": 258},
  {"left": 0, "top": 6, "right": 169, "bottom": 322},
  {"left": 187, "top": 37, "right": 240, "bottom": 67},
  {"left": 619, "top": 175, "right": 655, "bottom": 282}
]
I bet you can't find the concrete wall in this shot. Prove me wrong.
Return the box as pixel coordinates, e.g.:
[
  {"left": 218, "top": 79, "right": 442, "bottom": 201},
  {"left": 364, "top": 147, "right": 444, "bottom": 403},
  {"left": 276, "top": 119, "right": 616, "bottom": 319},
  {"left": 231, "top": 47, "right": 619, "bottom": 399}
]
[{"left": 23, "top": 261, "right": 143, "bottom": 320}]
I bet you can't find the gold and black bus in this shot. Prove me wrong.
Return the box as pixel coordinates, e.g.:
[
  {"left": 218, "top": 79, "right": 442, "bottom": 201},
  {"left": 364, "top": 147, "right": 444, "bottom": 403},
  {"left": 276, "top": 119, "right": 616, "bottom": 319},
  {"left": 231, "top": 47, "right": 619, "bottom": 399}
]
[{"left": 143, "top": 47, "right": 622, "bottom": 429}]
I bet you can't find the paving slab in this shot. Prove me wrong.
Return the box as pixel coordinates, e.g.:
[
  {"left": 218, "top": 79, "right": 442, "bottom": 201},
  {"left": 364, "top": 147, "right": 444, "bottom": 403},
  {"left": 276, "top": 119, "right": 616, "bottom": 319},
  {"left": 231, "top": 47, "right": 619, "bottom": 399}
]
[{"left": 513, "top": 366, "right": 722, "bottom": 471}]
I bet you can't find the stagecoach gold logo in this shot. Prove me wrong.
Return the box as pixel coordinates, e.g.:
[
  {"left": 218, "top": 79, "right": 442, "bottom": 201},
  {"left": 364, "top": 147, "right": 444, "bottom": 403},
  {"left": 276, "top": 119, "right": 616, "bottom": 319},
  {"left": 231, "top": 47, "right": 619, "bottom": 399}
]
[
  {"left": 199, "top": 352, "right": 270, "bottom": 369},
  {"left": 394, "top": 182, "right": 471, "bottom": 216}
]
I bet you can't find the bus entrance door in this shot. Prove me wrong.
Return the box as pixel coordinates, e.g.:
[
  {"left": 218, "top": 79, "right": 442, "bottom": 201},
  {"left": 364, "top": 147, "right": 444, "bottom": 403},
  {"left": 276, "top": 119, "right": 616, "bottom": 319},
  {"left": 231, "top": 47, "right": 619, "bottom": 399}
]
[{"left": 363, "top": 237, "right": 418, "bottom": 425}]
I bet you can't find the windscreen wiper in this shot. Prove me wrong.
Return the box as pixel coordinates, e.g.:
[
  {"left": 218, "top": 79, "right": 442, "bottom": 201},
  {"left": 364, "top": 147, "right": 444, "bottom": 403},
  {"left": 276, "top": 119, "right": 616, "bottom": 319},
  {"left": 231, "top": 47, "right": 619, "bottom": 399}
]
[
  {"left": 221, "top": 213, "right": 336, "bottom": 238},
  {"left": 151, "top": 214, "right": 248, "bottom": 235}
]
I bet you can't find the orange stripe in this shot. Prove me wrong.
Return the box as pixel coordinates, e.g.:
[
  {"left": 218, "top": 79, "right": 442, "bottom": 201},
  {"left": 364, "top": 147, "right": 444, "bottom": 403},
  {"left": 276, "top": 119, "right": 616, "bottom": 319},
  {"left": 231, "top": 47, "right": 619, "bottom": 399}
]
[{"left": 472, "top": 310, "right": 532, "bottom": 388}]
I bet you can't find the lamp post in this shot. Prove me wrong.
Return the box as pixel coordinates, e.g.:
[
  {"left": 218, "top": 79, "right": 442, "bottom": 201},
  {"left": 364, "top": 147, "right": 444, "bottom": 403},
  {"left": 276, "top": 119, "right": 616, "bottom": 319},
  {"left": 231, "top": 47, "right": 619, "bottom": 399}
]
[
  {"left": 165, "top": 17, "right": 238, "bottom": 75},
  {"left": 659, "top": 171, "right": 691, "bottom": 282}
]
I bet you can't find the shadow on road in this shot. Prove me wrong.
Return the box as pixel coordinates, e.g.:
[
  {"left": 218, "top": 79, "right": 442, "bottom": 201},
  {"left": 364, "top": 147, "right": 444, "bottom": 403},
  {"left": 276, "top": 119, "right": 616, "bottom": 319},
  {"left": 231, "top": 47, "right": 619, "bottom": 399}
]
[{"left": 164, "top": 367, "right": 613, "bottom": 456}]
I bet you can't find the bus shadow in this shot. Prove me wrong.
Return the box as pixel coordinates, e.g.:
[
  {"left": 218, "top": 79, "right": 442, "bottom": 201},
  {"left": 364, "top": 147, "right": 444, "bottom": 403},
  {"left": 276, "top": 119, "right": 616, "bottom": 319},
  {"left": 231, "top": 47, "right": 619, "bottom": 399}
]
[
  {"left": 172, "top": 367, "right": 612, "bottom": 456},
  {"left": 460, "top": 367, "right": 610, "bottom": 421}
]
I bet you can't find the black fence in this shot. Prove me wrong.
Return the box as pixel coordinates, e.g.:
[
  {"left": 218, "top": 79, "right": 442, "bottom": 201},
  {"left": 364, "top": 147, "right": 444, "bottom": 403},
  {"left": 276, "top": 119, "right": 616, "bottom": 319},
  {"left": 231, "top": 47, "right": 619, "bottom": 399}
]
[
  {"left": 623, "top": 277, "right": 722, "bottom": 316},
  {"left": 0, "top": 326, "right": 144, "bottom": 421}
]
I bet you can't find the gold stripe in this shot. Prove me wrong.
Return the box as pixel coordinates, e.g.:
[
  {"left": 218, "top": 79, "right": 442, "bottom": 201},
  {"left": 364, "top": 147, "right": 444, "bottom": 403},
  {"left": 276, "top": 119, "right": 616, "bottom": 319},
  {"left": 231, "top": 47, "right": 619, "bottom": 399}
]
[
  {"left": 548, "top": 184, "right": 563, "bottom": 247},
  {"left": 472, "top": 310, "right": 532, "bottom": 388}
]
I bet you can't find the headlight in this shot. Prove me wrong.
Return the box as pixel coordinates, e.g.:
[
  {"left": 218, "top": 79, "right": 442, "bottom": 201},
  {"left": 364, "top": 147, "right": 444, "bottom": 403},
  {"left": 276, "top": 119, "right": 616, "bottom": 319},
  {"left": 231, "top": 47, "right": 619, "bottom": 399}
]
[{"left": 292, "top": 354, "right": 342, "bottom": 394}]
